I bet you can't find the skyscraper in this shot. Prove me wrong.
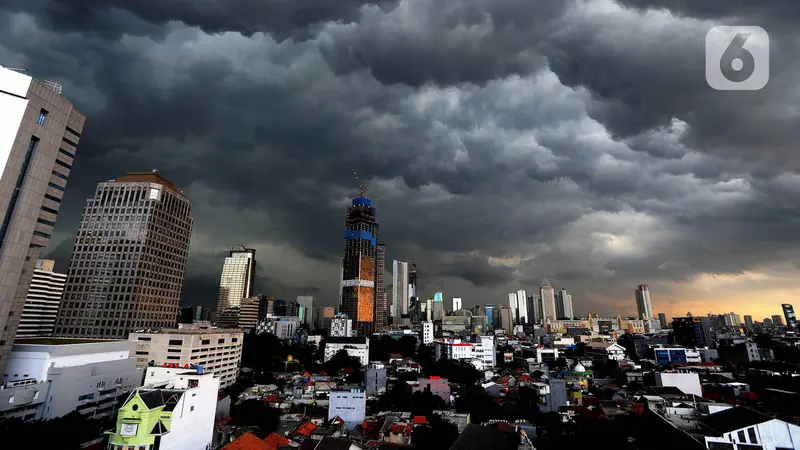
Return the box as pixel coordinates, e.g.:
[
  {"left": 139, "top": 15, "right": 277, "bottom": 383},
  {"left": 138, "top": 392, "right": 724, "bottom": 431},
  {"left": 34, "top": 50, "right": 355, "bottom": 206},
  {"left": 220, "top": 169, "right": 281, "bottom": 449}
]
[
  {"left": 16, "top": 259, "right": 67, "bottom": 338},
  {"left": 297, "top": 295, "right": 314, "bottom": 327},
  {"left": 375, "top": 243, "right": 387, "bottom": 330},
  {"left": 453, "top": 297, "right": 462, "bottom": 312},
  {"left": 771, "top": 315, "right": 784, "bottom": 326},
  {"left": 527, "top": 294, "right": 541, "bottom": 323},
  {"left": 408, "top": 258, "right": 418, "bottom": 320},
  {"left": 54, "top": 171, "right": 193, "bottom": 338},
  {"left": 556, "top": 288, "right": 573, "bottom": 319},
  {"left": 485, "top": 304, "right": 495, "bottom": 327},
  {"left": 540, "top": 278, "right": 556, "bottom": 321},
  {"left": 340, "top": 190, "right": 379, "bottom": 336},
  {"left": 391, "top": 260, "right": 409, "bottom": 319},
  {"left": 634, "top": 284, "right": 654, "bottom": 320},
  {"left": 658, "top": 312, "right": 668, "bottom": 329},
  {"left": 782, "top": 304, "right": 796, "bottom": 329},
  {"left": 672, "top": 316, "right": 712, "bottom": 348},
  {"left": 509, "top": 290, "right": 528, "bottom": 325},
  {"left": 0, "top": 67, "right": 85, "bottom": 375},
  {"left": 216, "top": 246, "right": 256, "bottom": 314},
  {"left": 743, "top": 315, "right": 754, "bottom": 331}
]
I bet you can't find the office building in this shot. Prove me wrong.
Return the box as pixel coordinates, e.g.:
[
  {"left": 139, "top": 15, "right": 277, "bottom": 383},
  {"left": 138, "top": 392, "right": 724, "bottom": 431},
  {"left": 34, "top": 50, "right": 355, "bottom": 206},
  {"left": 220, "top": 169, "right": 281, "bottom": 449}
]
[
  {"left": 432, "top": 300, "right": 444, "bottom": 321},
  {"left": 499, "top": 305, "right": 513, "bottom": 333},
  {"left": 658, "top": 312, "right": 668, "bottom": 329},
  {"left": 743, "top": 315, "right": 754, "bottom": 331},
  {"left": 782, "top": 304, "right": 796, "bottom": 329},
  {"left": 216, "top": 246, "right": 256, "bottom": 315},
  {"left": 108, "top": 368, "right": 218, "bottom": 450},
  {"left": 330, "top": 313, "right": 353, "bottom": 337},
  {"left": 53, "top": 171, "right": 193, "bottom": 339},
  {"left": 556, "top": 288, "right": 573, "bottom": 319},
  {"left": 194, "top": 306, "right": 203, "bottom": 321},
  {"left": 540, "top": 278, "right": 557, "bottom": 321},
  {"left": 509, "top": 290, "right": 528, "bottom": 325},
  {"left": 408, "top": 259, "right": 418, "bottom": 320},
  {"left": 0, "top": 67, "right": 85, "bottom": 376},
  {"left": 329, "top": 388, "right": 366, "bottom": 429},
  {"left": 0, "top": 339, "right": 141, "bottom": 420},
  {"left": 324, "top": 336, "right": 369, "bottom": 366},
  {"left": 453, "top": 297, "right": 462, "bottom": 312},
  {"left": 763, "top": 317, "right": 774, "bottom": 328},
  {"left": 391, "top": 260, "right": 409, "bottom": 319},
  {"left": 259, "top": 316, "right": 299, "bottom": 339},
  {"left": 15, "top": 259, "right": 66, "bottom": 338},
  {"left": 672, "top": 316, "right": 712, "bottom": 348},
  {"left": 485, "top": 304, "right": 495, "bottom": 327},
  {"left": 634, "top": 284, "right": 654, "bottom": 320},
  {"left": 527, "top": 294, "right": 541, "bottom": 323},
  {"left": 340, "top": 189, "right": 379, "bottom": 336},
  {"left": 313, "top": 306, "right": 335, "bottom": 331},
  {"left": 421, "top": 320, "right": 434, "bottom": 344},
  {"left": 771, "top": 315, "right": 784, "bottom": 327},
  {"left": 375, "top": 243, "right": 387, "bottom": 330},
  {"left": 129, "top": 328, "right": 243, "bottom": 388}
]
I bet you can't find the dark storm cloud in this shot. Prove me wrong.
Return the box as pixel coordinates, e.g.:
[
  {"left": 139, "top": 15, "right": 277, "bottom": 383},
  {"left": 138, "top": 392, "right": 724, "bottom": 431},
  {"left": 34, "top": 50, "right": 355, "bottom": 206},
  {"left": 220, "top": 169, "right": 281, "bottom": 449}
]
[{"left": 2, "top": 0, "right": 800, "bottom": 314}]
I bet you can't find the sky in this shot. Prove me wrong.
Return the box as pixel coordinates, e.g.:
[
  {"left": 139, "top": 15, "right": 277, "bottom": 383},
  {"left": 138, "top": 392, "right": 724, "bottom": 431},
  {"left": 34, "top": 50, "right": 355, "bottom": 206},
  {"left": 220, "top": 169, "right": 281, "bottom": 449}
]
[{"left": 1, "top": 0, "right": 798, "bottom": 322}]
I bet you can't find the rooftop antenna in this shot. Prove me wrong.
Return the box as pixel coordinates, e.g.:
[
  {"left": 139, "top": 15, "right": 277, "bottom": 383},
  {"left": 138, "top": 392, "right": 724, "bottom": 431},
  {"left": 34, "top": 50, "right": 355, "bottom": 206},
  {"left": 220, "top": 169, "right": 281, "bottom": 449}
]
[{"left": 352, "top": 169, "right": 375, "bottom": 197}]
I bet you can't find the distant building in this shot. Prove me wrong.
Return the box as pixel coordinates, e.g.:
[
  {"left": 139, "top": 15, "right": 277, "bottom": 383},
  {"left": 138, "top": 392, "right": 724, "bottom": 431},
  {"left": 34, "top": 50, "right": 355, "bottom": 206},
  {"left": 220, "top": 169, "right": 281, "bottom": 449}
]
[
  {"left": 655, "top": 372, "right": 701, "bottom": 396},
  {"left": 324, "top": 336, "right": 369, "bottom": 366},
  {"left": 783, "top": 304, "right": 797, "bottom": 329},
  {"left": 556, "top": 288, "right": 573, "bottom": 319},
  {"left": 540, "top": 279, "right": 556, "bottom": 321},
  {"left": 129, "top": 328, "right": 243, "bottom": 388},
  {"left": 634, "top": 284, "right": 654, "bottom": 320},
  {"left": 340, "top": 192, "right": 379, "bottom": 336},
  {"left": 107, "top": 369, "right": 218, "bottom": 450},
  {"left": 771, "top": 315, "right": 784, "bottom": 327},
  {"left": 330, "top": 313, "right": 353, "bottom": 337},
  {"left": 658, "top": 313, "right": 668, "bottom": 329},
  {"left": 216, "top": 246, "right": 256, "bottom": 315},
  {"left": 406, "top": 377, "right": 451, "bottom": 404},
  {"left": 296, "top": 295, "right": 314, "bottom": 327},
  {"left": 453, "top": 297, "right": 462, "bottom": 312},
  {"left": 365, "top": 363, "right": 387, "bottom": 395},
  {"left": 0, "top": 66, "right": 85, "bottom": 376},
  {"left": 259, "top": 316, "right": 299, "bottom": 339},
  {"left": 375, "top": 244, "right": 387, "bottom": 331},
  {"left": 16, "top": 259, "right": 66, "bottom": 338},
  {"left": 743, "top": 315, "right": 755, "bottom": 331},
  {"left": 421, "top": 321, "right": 434, "bottom": 345},
  {"left": 672, "top": 316, "right": 712, "bottom": 348},
  {"left": 485, "top": 304, "right": 495, "bottom": 328},
  {"left": 0, "top": 339, "right": 141, "bottom": 420}
]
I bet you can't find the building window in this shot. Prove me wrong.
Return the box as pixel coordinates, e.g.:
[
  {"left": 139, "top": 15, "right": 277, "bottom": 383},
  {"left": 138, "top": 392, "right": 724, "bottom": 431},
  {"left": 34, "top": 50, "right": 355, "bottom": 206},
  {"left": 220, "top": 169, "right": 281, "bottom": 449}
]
[
  {"left": 747, "top": 427, "right": 757, "bottom": 443},
  {"left": 58, "top": 148, "right": 75, "bottom": 158},
  {"left": 37, "top": 218, "right": 56, "bottom": 227},
  {"left": 51, "top": 170, "right": 69, "bottom": 181},
  {"left": 48, "top": 182, "right": 65, "bottom": 192},
  {"left": 44, "top": 193, "right": 62, "bottom": 203},
  {"left": 201, "top": 339, "right": 210, "bottom": 345},
  {"left": 0, "top": 136, "right": 38, "bottom": 245},
  {"left": 738, "top": 430, "right": 746, "bottom": 442},
  {"left": 168, "top": 339, "right": 183, "bottom": 346},
  {"left": 190, "top": 406, "right": 194, "bottom": 412},
  {"left": 33, "top": 231, "right": 51, "bottom": 239},
  {"left": 37, "top": 109, "right": 48, "bottom": 125},
  {"left": 41, "top": 205, "right": 59, "bottom": 215}
]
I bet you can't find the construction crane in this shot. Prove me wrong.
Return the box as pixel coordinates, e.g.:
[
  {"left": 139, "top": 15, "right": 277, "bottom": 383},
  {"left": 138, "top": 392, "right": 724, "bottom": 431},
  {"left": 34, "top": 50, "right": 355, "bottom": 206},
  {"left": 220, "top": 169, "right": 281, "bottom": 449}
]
[{"left": 352, "top": 169, "right": 375, "bottom": 197}]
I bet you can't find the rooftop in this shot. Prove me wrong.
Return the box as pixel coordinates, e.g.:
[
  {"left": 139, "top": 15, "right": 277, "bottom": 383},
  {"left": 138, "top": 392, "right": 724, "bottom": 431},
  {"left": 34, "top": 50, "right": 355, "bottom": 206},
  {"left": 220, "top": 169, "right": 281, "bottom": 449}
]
[
  {"left": 14, "top": 338, "right": 120, "bottom": 346},
  {"left": 699, "top": 406, "right": 772, "bottom": 435},
  {"left": 132, "top": 328, "right": 243, "bottom": 335},
  {"left": 115, "top": 172, "right": 179, "bottom": 192}
]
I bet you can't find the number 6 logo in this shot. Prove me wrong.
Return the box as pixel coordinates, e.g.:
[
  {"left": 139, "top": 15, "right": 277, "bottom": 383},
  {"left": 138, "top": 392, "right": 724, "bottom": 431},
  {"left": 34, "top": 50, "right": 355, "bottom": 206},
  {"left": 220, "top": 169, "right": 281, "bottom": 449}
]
[{"left": 706, "top": 26, "right": 769, "bottom": 91}]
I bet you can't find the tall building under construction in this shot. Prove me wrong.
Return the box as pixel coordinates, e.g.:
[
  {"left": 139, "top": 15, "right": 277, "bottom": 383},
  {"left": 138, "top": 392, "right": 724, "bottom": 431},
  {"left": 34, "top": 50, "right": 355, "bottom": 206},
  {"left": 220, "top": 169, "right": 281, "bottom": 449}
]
[{"left": 340, "top": 177, "right": 380, "bottom": 336}]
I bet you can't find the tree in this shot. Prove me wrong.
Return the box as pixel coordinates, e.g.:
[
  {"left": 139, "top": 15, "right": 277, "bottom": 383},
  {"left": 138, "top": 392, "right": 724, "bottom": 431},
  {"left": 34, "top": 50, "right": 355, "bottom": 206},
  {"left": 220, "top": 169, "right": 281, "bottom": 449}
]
[
  {"left": 324, "top": 349, "right": 363, "bottom": 376},
  {"left": 230, "top": 399, "right": 281, "bottom": 436},
  {"left": 0, "top": 411, "right": 107, "bottom": 449},
  {"left": 370, "top": 335, "right": 397, "bottom": 362},
  {"left": 397, "top": 335, "right": 418, "bottom": 357},
  {"left": 426, "top": 359, "right": 480, "bottom": 386},
  {"left": 412, "top": 413, "right": 459, "bottom": 450}
]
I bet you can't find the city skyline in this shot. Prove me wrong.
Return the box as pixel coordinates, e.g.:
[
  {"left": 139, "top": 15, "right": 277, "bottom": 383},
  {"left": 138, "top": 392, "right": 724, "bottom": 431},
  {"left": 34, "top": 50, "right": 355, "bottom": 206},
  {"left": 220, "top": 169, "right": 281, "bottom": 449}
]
[{"left": 3, "top": 2, "right": 800, "bottom": 321}]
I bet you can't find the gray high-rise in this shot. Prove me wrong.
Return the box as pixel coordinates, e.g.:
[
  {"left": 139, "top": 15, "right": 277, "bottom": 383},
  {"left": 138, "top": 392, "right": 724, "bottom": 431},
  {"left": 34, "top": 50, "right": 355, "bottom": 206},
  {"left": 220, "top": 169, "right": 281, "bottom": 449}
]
[
  {"left": 216, "top": 246, "right": 256, "bottom": 314},
  {"left": 16, "top": 259, "right": 67, "bottom": 338},
  {"left": 635, "top": 284, "right": 654, "bottom": 320},
  {"left": 54, "top": 171, "right": 193, "bottom": 338},
  {"left": 556, "top": 288, "right": 573, "bottom": 319},
  {"left": 0, "top": 67, "right": 84, "bottom": 375},
  {"left": 540, "top": 278, "right": 556, "bottom": 321}
]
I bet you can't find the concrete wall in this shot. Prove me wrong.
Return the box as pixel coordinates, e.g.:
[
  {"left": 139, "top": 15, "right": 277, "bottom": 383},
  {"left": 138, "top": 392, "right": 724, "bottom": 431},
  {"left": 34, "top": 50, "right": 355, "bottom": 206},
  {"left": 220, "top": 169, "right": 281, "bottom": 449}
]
[
  {"left": 161, "top": 375, "right": 219, "bottom": 450},
  {"left": 655, "top": 372, "right": 702, "bottom": 397}
]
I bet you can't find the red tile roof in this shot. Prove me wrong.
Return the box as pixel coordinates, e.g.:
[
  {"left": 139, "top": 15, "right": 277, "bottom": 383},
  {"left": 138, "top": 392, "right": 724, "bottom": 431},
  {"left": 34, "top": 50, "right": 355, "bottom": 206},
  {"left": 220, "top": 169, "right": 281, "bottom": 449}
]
[
  {"left": 223, "top": 433, "right": 276, "bottom": 450},
  {"left": 413, "top": 416, "right": 427, "bottom": 425},
  {"left": 294, "top": 421, "right": 318, "bottom": 437},
  {"left": 264, "top": 433, "right": 290, "bottom": 448},
  {"left": 389, "top": 424, "right": 407, "bottom": 433}
]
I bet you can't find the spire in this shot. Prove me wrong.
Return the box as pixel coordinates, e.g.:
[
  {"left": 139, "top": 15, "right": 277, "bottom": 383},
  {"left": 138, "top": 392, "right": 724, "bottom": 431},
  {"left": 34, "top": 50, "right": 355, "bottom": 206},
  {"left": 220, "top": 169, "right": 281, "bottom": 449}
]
[{"left": 541, "top": 277, "right": 552, "bottom": 287}]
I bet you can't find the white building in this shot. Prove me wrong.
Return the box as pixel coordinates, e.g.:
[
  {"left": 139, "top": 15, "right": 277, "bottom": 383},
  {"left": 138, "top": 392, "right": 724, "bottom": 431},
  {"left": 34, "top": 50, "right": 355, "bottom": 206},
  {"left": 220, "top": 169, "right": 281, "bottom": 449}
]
[
  {"left": 655, "top": 372, "right": 702, "bottom": 397},
  {"left": 475, "top": 335, "right": 496, "bottom": 369},
  {"left": 509, "top": 290, "right": 529, "bottom": 325},
  {"left": 16, "top": 259, "right": 66, "bottom": 338},
  {"left": 392, "top": 260, "right": 409, "bottom": 318},
  {"left": 702, "top": 406, "right": 800, "bottom": 450},
  {"left": 0, "top": 66, "right": 85, "bottom": 375},
  {"left": 330, "top": 313, "right": 353, "bottom": 337},
  {"left": 434, "top": 337, "right": 496, "bottom": 370},
  {"left": 540, "top": 279, "right": 557, "bottom": 321},
  {"left": 260, "top": 316, "right": 299, "bottom": 339},
  {"left": 129, "top": 328, "right": 243, "bottom": 388},
  {"left": 634, "top": 284, "right": 654, "bottom": 320},
  {"left": 216, "top": 247, "right": 256, "bottom": 314},
  {"left": 556, "top": 288, "right": 573, "bottom": 319},
  {"left": 0, "top": 339, "right": 141, "bottom": 420},
  {"left": 452, "top": 297, "right": 462, "bottom": 312},
  {"left": 535, "top": 347, "right": 560, "bottom": 364},
  {"left": 585, "top": 342, "right": 626, "bottom": 362},
  {"left": 324, "top": 337, "right": 369, "bottom": 366},
  {"left": 329, "top": 388, "right": 366, "bottom": 429},
  {"left": 108, "top": 369, "right": 219, "bottom": 450},
  {"left": 421, "top": 321, "right": 434, "bottom": 345}
]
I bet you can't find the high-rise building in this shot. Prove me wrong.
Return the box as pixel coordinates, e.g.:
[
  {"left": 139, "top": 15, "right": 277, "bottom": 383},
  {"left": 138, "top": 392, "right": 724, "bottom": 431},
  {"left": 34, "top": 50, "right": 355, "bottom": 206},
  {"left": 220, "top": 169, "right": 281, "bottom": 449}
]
[
  {"left": 391, "top": 260, "right": 409, "bottom": 319},
  {"left": 484, "top": 304, "right": 495, "bottom": 327},
  {"left": 508, "top": 290, "right": 528, "bottom": 325},
  {"left": 330, "top": 313, "right": 353, "bottom": 337},
  {"left": 672, "top": 316, "right": 712, "bottom": 348},
  {"left": 54, "top": 171, "right": 193, "bottom": 338},
  {"left": 634, "top": 284, "right": 654, "bottom": 320},
  {"left": 296, "top": 295, "right": 314, "bottom": 327},
  {"left": 375, "top": 244, "right": 387, "bottom": 330},
  {"left": 782, "top": 304, "right": 797, "bottom": 329},
  {"left": 763, "top": 317, "right": 774, "bottom": 328},
  {"left": 540, "top": 278, "right": 556, "bottom": 321},
  {"left": 658, "top": 313, "right": 668, "bottom": 329},
  {"left": 771, "top": 315, "right": 784, "bottom": 327},
  {"left": 527, "top": 294, "right": 541, "bottom": 323},
  {"left": 408, "top": 258, "right": 418, "bottom": 320},
  {"left": 0, "top": 67, "right": 85, "bottom": 375},
  {"left": 499, "top": 305, "right": 513, "bottom": 333},
  {"left": 339, "top": 190, "right": 378, "bottom": 336},
  {"left": 743, "top": 315, "right": 754, "bottom": 331},
  {"left": 16, "top": 259, "right": 67, "bottom": 338},
  {"left": 453, "top": 297, "right": 462, "bottom": 312},
  {"left": 216, "top": 246, "right": 256, "bottom": 314},
  {"left": 556, "top": 288, "right": 573, "bottom": 319}
]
